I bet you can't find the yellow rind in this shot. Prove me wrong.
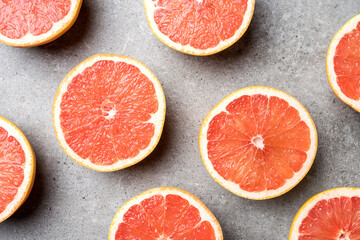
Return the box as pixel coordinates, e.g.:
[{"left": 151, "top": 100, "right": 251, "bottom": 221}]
[
  {"left": 143, "top": 0, "right": 256, "bottom": 56},
  {"left": 52, "top": 54, "right": 166, "bottom": 172},
  {"left": 0, "top": 116, "right": 36, "bottom": 223},
  {"left": 199, "top": 86, "right": 318, "bottom": 200},
  {"left": 288, "top": 187, "right": 360, "bottom": 239},
  {"left": 0, "top": 0, "right": 83, "bottom": 47},
  {"left": 326, "top": 14, "right": 360, "bottom": 112},
  {"left": 108, "top": 187, "right": 223, "bottom": 240}
]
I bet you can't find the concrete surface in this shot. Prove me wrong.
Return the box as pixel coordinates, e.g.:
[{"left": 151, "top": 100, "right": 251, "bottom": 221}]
[{"left": 0, "top": 0, "right": 360, "bottom": 239}]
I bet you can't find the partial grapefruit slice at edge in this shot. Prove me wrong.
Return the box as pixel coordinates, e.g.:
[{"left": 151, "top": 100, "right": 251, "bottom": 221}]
[
  {"left": 0, "top": 0, "right": 82, "bottom": 47},
  {"left": 143, "top": 0, "right": 255, "bottom": 56},
  {"left": 289, "top": 187, "right": 360, "bottom": 240},
  {"left": 0, "top": 116, "right": 36, "bottom": 223},
  {"left": 108, "top": 187, "right": 223, "bottom": 240},
  {"left": 326, "top": 14, "right": 360, "bottom": 112}
]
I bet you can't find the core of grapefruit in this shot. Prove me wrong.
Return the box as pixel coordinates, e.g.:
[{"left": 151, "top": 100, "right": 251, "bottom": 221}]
[
  {"left": 0, "top": 116, "right": 35, "bottom": 223},
  {"left": 108, "top": 187, "right": 223, "bottom": 240},
  {"left": 143, "top": 0, "right": 255, "bottom": 56},
  {"left": 199, "top": 86, "right": 317, "bottom": 200},
  {"left": 327, "top": 14, "right": 360, "bottom": 112},
  {"left": 289, "top": 187, "right": 360, "bottom": 240},
  {"left": 52, "top": 54, "right": 166, "bottom": 172},
  {"left": 0, "top": 0, "right": 82, "bottom": 47}
]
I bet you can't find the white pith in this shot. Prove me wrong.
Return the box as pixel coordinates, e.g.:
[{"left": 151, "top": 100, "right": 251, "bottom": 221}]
[
  {"left": 199, "top": 86, "right": 318, "bottom": 200},
  {"left": 252, "top": 135, "right": 264, "bottom": 150},
  {"left": 289, "top": 188, "right": 360, "bottom": 240},
  {"left": 327, "top": 14, "right": 360, "bottom": 111},
  {"left": 105, "top": 109, "right": 117, "bottom": 120},
  {"left": 144, "top": 0, "right": 255, "bottom": 55},
  {"left": 53, "top": 55, "right": 166, "bottom": 172},
  {"left": 0, "top": 116, "right": 35, "bottom": 222},
  {"left": 0, "top": 0, "right": 81, "bottom": 46},
  {"left": 108, "top": 187, "right": 223, "bottom": 240}
]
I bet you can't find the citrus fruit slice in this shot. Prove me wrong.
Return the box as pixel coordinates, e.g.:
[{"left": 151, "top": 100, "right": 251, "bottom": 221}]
[
  {"left": 53, "top": 54, "right": 166, "bottom": 172},
  {"left": 199, "top": 86, "right": 317, "bottom": 200},
  {"left": 143, "top": 0, "right": 255, "bottom": 56},
  {"left": 289, "top": 187, "right": 360, "bottom": 240},
  {"left": 0, "top": 116, "right": 35, "bottom": 223},
  {"left": 327, "top": 14, "right": 360, "bottom": 112},
  {"left": 0, "top": 0, "right": 82, "bottom": 47},
  {"left": 108, "top": 187, "right": 223, "bottom": 240}
]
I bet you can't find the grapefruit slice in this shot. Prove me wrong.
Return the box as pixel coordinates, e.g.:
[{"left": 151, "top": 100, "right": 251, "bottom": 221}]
[
  {"left": 0, "top": 116, "right": 35, "bottom": 222},
  {"left": 289, "top": 187, "right": 360, "bottom": 240},
  {"left": 108, "top": 187, "right": 223, "bottom": 240},
  {"left": 199, "top": 86, "right": 318, "bottom": 200},
  {"left": 52, "top": 54, "right": 166, "bottom": 172},
  {"left": 143, "top": 0, "right": 255, "bottom": 56},
  {"left": 0, "top": 0, "right": 82, "bottom": 47},
  {"left": 327, "top": 14, "right": 360, "bottom": 112}
]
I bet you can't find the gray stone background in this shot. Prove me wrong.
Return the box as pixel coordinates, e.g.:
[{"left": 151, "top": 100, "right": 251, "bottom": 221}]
[{"left": 0, "top": 0, "right": 359, "bottom": 239}]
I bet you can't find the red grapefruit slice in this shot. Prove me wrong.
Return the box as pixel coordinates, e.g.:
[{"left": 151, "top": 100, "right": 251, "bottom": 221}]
[
  {"left": 52, "top": 54, "right": 166, "bottom": 172},
  {"left": 144, "top": 0, "right": 255, "bottom": 55},
  {"left": 108, "top": 187, "right": 223, "bottom": 240},
  {"left": 0, "top": 0, "right": 82, "bottom": 47},
  {"left": 289, "top": 187, "right": 360, "bottom": 240},
  {"left": 0, "top": 116, "right": 35, "bottom": 223},
  {"left": 199, "top": 86, "right": 318, "bottom": 200},
  {"left": 327, "top": 14, "right": 360, "bottom": 112}
]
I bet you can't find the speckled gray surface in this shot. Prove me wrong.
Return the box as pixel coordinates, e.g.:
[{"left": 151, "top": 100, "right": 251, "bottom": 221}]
[{"left": 0, "top": 1, "right": 359, "bottom": 239}]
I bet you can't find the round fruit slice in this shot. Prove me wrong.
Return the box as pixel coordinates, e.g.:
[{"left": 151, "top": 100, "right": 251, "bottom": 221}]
[
  {"left": 0, "top": 116, "right": 35, "bottom": 222},
  {"left": 108, "top": 187, "right": 223, "bottom": 240},
  {"left": 144, "top": 0, "right": 255, "bottom": 56},
  {"left": 289, "top": 187, "right": 360, "bottom": 240},
  {"left": 199, "top": 86, "right": 317, "bottom": 200},
  {"left": 0, "top": 0, "right": 82, "bottom": 47},
  {"left": 327, "top": 14, "right": 360, "bottom": 112},
  {"left": 53, "top": 54, "right": 166, "bottom": 172}
]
